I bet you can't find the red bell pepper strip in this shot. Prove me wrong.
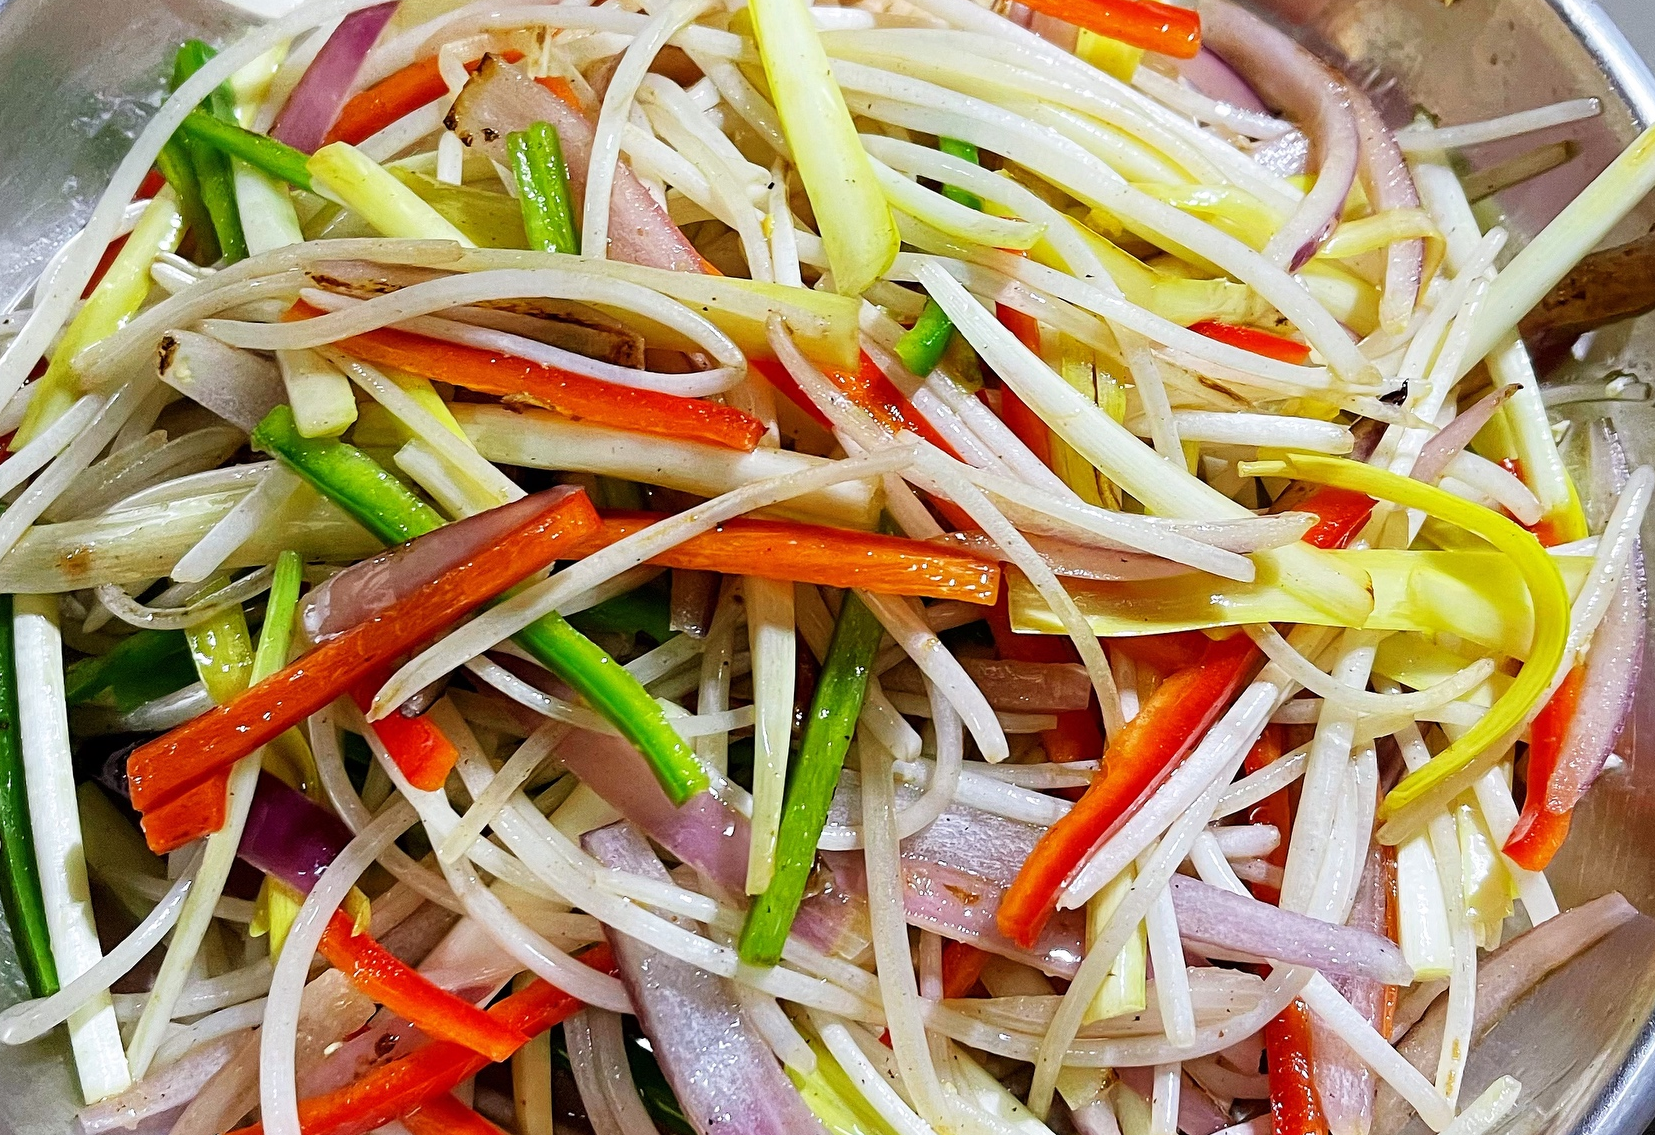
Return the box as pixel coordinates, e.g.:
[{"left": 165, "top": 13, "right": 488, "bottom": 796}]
[
  {"left": 1502, "top": 665, "right": 1584, "bottom": 870},
  {"left": 992, "top": 304, "right": 1057, "bottom": 467},
  {"left": 403, "top": 1094, "right": 505, "bottom": 1135},
  {"left": 1017, "top": 0, "right": 1200, "bottom": 57},
  {"left": 318, "top": 910, "right": 529, "bottom": 1062},
  {"left": 126, "top": 489, "right": 601, "bottom": 850},
  {"left": 995, "top": 631, "right": 1259, "bottom": 948},
  {"left": 1189, "top": 321, "right": 1311, "bottom": 365},
  {"left": 326, "top": 52, "right": 525, "bottom": 147},
  {"left": 557, "top": 511, "right": 1000, "bottom": 603},
  {"left": 235, "top": 944, "right": 618, "bottom": 1135},
  {"left": 1242, "top": 724, "right": 1290, "bottom": 905},
  {"left": 1265, "top": 998, "right": 1329, "bottom": 1135},
  {"left": 349, "top": 677, "right": 458, "bottom": 792},
  {"left": 1107, "top": 630, "right": 1212, "bottom": 674},
  {"left": 941, "top": 940, "right": 990, "bottom": 999},
  {"left": 285, "top": 301, "right": 763, "bottom": 452}
]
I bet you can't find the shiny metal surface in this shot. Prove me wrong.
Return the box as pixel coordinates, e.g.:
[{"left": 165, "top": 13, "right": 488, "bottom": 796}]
[{"left": 0, "top": 0, "right": 1653, "bottom": 1133}]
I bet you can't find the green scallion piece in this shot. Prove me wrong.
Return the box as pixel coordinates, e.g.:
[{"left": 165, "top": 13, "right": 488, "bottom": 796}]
[
  {"left": 249, "top": 406, "right": 707, "bottom": 806},
  {"left": 893, "top": 298, "right": 956, "bottom": 378},
  {"left": 64, "top": 629, "right": 195, "bottom": 712},
  {"left": 171, "top": 41, "right": 246, "bottom": 264},
  {"left": 738, "top": 589, "right": 883, "bottom": 965},
  {"left": 251, "top": 405, "right": 444, "bottom": 545},
  {"left": 178, "top": 111, "right": 315, "bottom": 194},
  {"left": 0, "top": 594, "right": 58, "bottom": 997},
  {"left": 506, "top": 121, "right": 580, "bottom": 254},
  {"left": 938, "top": 136, "right": 985, "bottom": 211}
]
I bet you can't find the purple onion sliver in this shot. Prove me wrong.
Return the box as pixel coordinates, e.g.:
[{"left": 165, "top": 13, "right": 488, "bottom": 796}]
[
  {"left": 583, "top": 822, "right": 830, "bottom": 1135},
  {"left": 1315, "top": 844, "right": 1389, "bottom": 1135},
  {"left": 1167, "top": 875, "right": 1413, "bottom": 984},
  {"left": 1178, "top": 48, "right": 1270, "bottom": 115},
  {"left": 1548, "top": 545, "right": 1645, "bottom": 810},
  {"left": 271, "top": 3, "right": 399, "bottom": 154},
  {"left": 1201, "top": 0, "right": 1360, "bottom": 271},
  {"left": 236, "top": 771, "right": 354, "bottom": 893},
  {"left": 300, "top": 486, "right": 582, "bottom": 642},
  {"left": 1116, "top": 1068, "right": 1232, "bottom": 1135},
  {"left": 1349, "top": 89, "right": 1425, "bottom": 331},
  {"left": 1412, "top": 385, "right": 1518, "bottom": 486}
]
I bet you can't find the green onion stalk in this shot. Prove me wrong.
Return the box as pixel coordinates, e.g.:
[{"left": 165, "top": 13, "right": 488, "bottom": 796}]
[
  {"left": 0, "top": 595, "right": 58, "bottom": 996},
  {"left": 892, "top": 136, "right": 980, "bottom": 377},
  {"left": 170, "top": 41, "right": 247, "bottom": 264},
  {"left": 508, "top": 122, "right": 580, "bottom": 254},
  {"left": 738, "top": 589, "right": 884, "bottom": 965}
]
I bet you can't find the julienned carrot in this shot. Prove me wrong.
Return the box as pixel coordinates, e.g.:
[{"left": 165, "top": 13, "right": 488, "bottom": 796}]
[
  {"left": 558, "top": 511, "right": 1000, "bottom": 603},
  {"left": 139, "top": 771, "right": 231, "bottom": 855},
  {"left": 349, "top": 678, "right": 459, "bottom": 792},
  {"left": 234, "top": 944, "right": 618, "bottom": 1135},
  {"left": 318, "top": 910, "right": 529, "bottom": 1062},
  {"left": 402, "top": 1094, "right": 505, "bottom": 1135},
  {"left": 1018, "top": 0, "right": 1199, "bottom": 56},
  {"left": 325, "top": 51, "right": 525, "bottom": 147},
  {"left": 941, "top": 940, "right": 990, "bottom": 999},
  {"left": 995, "top": 631, "right": 1258, "bottom": 948},
  {"left": 1502, "top": 664, "right": 1584, "bottom": 870},
  {"left": 125, "top": 489, "right": 601, "bottom": 850},
  {"left": 1265, "top": 998, "right": 1329, "bottom": 1135},
  {"left": 1188, "top": 320, "right": 1311, "bottom": 365},
  {"left": 1242, "top": 725, "right": 1290, "bottom": 905},
  {"left": 287, "top": 302, "right": 763, "bottom": 451}
]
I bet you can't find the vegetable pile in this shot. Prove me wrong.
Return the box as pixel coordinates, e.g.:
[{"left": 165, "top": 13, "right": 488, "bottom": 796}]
[{"left": 0, "top": 3, "right": 1648, "bottom": 1135}]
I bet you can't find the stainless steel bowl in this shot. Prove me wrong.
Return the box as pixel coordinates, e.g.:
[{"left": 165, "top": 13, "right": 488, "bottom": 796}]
[{"left": 0, "top": 1, "right": 1653, "bottom": 1133}]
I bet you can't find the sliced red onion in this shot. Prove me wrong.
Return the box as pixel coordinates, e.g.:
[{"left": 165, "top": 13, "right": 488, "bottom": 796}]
[
  {"left": 552, "top": 726, "right": 856, "bottom": 955},
  {"left": 75, "top": 1036, "right": 242, "bottom": 1135},
  {"left": 1412, "top": 385, "right": 1518, "bottom": 486},
  {"left": 1178, "top": 48, "right": 1269, "bottom": 115},
  {"left": 583, "top": 822, "right": 830, "bottom": 1135},
  {"left": 300, "top": 486, "right": 580, "bottom": 642},
  {"left": 271, "top": 4, "right": 399, "bottom": 154},
  {"left": 1349, "top": 90, "right": 1425, "bottom": 331},
  {"left": 1199, "top": 0, "right": 1359, "bottom": 271},
  {"left": 448, "top": 55, "right": 707, "bottom": 274},
  {"left": 1167, "top": 874, "right": 1411, "bottom": 984},
  {"left": 1375, "top": 892, "right": 1640, "bottom": 1135},
  {"left": 158, "top": 331, "right": 285, "bottom": 433},
  {"left": 1313, "top": 843, "right": 1390, "bottom": 1135},
  {"left": 1116, "top": 1067, "right": 1231, "bottom": 1135},
  {"left": 880, "top": 656, "right": 1093, "bottom": 713},
  {"left": 1547, "top": 545, "right": 1645, "bottom": 810},
  {"left": 237, "top": 771, "right": 355, "bottom": 894}
]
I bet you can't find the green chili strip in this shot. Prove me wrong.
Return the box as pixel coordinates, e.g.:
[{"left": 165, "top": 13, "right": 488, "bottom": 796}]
[
  {"left": 64, "top": 629, "right": 195, "bottom": 711},
  {"left": 891, "top": 138, "right": 982, "bottom": 377},
  {"left": 250, "top": 407, "right": 707, "bottom": 805},
  {"left": 251, "top": 406, "right": 444, "bottom": 544},
  {"left": 171, "top": 41, "right": 247, "bottom": 263},
  {"left": 155, "top": 139, "right": 216, "bottom": 267},
  {"left": 255, "top": 551, "right": 304, "bottom": 681},
  {"left": 567, "top": 578, "right": 671, "bottom": 645},
  {"left": 894, "top": 298, "right": 956, "bottom": 379},
  {"left": 179, "top": 111, "right": 315, "bottom": 194},
  {"left": 0, "top": 594, "right": 58, "bottom": 997},
  {"left": 938, "top": 136, "right": 984, "bottom": 210},
  {"left": 506, "top": 122, "right": 580, "bottom": 254},
  {"left": 738, "top": 589, "right": 883, "bottom": 965}
]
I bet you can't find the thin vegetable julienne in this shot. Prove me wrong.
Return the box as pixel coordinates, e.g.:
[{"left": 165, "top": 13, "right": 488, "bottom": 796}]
[
  {"left": 178, "top": 111, "right": 316, "bottom": 193},
  {"left": 894, "top": 137, "right": 980, "bottom": 376},
  {"left": 172, "top": 41, "right": 247, "bottom": 264},
  {"left": 0, "top": 595, "right": 58, "bottom": 997},
  {"left": 126, "top": 486, "right": 604, "bottom": 844},
  {"left": 507, "top": 122, "right": 580, "bottom": 255},
  {"left": 739, "top": 589, "right": 884, "bottom": 966},
  {"left": 63, "top": 627, "right": 195, "bottom": 711},
  {"left": 251, "top": 408, "right": 708, "bottom": 807},
  {"left": 937, "top": 137, "right": 985, "bottom": 210}
]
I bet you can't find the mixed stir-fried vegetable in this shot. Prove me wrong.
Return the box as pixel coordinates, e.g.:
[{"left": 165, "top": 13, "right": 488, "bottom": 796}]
[{"left": 0, "top": 0, "right": 1650, "bottom": 1132}]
